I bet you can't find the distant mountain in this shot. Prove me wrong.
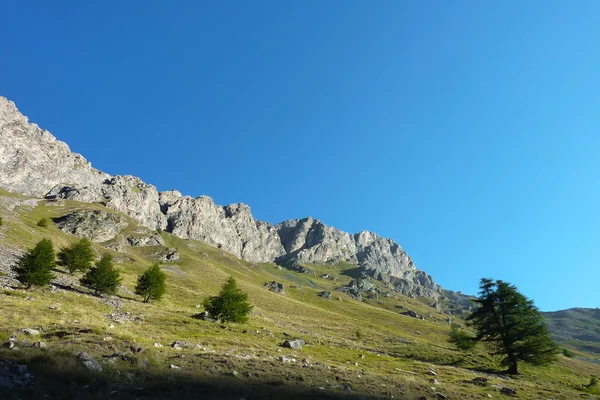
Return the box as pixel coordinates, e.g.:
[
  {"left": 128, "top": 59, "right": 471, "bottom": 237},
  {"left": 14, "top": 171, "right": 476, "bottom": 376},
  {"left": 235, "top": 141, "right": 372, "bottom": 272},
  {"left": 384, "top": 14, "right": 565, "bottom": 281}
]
[{"left": 543, "top": 308, "right": 600, "bottom": 356}]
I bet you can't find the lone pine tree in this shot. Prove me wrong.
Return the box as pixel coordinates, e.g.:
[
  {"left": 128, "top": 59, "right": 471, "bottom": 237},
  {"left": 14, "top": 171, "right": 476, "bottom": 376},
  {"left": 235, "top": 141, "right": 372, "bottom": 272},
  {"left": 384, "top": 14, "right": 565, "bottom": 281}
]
[
  {"left": 58, "top": 238, "right": 94, "bottom": 274},
  {"left": 467, "top": 278, "right": 558, "bottom": 374},
  {"left": 203, "top": 276, "right": 253, "bottom": 323},
  {"left": 14, "top": 238, "right": 56, "bottom": 288},
  {"left": 135, "top": 264, "right": 166, "bottom": 303},
  {"left": 80, "top": 253, "right": 121, "bottom": 295}
]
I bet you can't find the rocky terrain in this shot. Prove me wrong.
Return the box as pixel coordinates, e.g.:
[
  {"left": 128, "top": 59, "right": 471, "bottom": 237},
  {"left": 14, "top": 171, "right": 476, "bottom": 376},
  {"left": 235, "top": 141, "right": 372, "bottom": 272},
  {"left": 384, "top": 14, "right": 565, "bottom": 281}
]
[{"left": 0, "top": 96, "right": 441, "bottom": 300}]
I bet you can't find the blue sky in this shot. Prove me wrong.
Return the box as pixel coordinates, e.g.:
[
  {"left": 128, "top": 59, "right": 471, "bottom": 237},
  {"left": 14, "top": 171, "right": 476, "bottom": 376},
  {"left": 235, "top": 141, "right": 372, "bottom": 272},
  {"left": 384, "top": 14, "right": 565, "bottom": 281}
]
[{"left": 2, "top": 1, "right": 599, "bottom": 311}]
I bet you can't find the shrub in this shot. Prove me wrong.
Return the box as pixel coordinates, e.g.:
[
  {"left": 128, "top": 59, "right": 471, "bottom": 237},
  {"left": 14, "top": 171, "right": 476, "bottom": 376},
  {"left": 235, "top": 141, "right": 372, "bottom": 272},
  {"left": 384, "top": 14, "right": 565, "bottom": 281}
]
[
  {"left": 135, "top": 264, "right": 166, "bottom": 303},
  {"left": 449, "top": 323, "right": 477, "bottom": 351},
  {"left": 0, "top": 215, "right": 3, "bottom": 227},
  {"left": 37, "top": 218, "right": 49, "bottom": 227},
  {"left": 58, "top": 238, "right": 95, "bottom": 274},
  {"left": 14, "top": 239, "right": 56, "bottom": 288},
  {"left": 80, "top": 254, "right": 121, "bottom": 295},
  {"left": 562, "top": 348, "right": 575, "bottom": 358},
  {"left": 355, "top": 330, "right": 363, "bottom": 340},
  {"left": 203, "top": 276, "right": 252, "bottom": 323}
]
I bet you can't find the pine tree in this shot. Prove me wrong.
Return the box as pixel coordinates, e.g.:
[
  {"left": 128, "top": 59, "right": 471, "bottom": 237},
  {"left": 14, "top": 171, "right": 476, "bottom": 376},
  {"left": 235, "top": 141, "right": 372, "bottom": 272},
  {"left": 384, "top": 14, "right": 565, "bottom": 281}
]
[
  {"left": 203, "top": 276, "right": 253, "bottom": 323},
  {"left": 58, "top": 238, "right": 94, "bottom": 274},
  {"left": 14, "top": 239, "right": 56, "bottom": 288},
  {"left": 80, "top": 253, "right": 121, "bottom": 295},
  {"left": 466, "top": 278, "right": 559, "bottom": 374},
  {"left": 135, "top": 264, "right": 166, "bottom": 303}
]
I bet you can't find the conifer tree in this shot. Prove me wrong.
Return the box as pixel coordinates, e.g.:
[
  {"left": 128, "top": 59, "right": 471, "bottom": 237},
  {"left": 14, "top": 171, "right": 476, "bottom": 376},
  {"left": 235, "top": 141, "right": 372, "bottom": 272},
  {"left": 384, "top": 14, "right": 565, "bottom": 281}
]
[
  {"left": 58, "top": 238, "right": 94, "bottom": 274},
  {"left": 203, "top": 276, "right": 253, "bottom": 323},
  {"left": 14, "top": 238, "right": 56, "bottom": 288},
  {"left": 135, "top": 264, "right": 166, "bottom": 303},
  {"left": 467, "top": 278, "right": 558, "bottom": 374},
  {"left": 80, "top": 253, "right": 121, "bottom": 295}
]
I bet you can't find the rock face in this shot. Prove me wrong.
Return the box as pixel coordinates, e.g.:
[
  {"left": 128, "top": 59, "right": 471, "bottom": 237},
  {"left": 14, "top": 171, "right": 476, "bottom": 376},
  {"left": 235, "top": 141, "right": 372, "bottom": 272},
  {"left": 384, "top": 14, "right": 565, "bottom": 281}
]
[
  {"left": 0, "top": 96, "right": 444, "bottom": 299},
  {"left": 53, "top": 210, "right": 128, "bottom": 243}
]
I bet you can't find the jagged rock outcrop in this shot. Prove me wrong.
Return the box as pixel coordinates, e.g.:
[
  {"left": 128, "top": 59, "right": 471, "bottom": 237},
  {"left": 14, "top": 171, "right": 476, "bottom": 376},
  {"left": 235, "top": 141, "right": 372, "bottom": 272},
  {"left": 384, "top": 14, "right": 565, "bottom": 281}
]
[
  {"left": 53, "top": 210, "right": 128, "bottom": 243},
  {"left": 0, "top": 96, "right": 444, "bottom": 299}
]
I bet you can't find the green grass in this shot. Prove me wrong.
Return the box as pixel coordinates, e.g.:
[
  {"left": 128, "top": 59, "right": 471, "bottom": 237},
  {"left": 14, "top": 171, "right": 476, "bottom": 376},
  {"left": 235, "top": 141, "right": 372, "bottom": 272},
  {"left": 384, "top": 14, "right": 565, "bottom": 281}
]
[{"left": 1, "top": 192, "right": 599, "bottom": 399}]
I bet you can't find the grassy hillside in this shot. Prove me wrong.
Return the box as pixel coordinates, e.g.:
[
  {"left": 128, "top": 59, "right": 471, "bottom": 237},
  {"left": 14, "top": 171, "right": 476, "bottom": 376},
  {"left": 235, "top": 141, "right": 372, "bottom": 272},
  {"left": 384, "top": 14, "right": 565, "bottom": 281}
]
[{"left": 0, "top": 191, "right": 599, "bottom": 399}]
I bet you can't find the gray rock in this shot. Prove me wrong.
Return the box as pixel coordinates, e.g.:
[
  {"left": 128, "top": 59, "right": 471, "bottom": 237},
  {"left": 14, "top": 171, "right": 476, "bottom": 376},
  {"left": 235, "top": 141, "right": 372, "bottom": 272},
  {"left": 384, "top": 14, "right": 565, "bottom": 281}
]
[
  {"left": 169, "top": 364, "right": 180, "bottom": 369},
  {"left": 401, "top": 310, "right": 419, "bottom": 319},
  {"left": 126, "top": 233, "right": 164, "bottom": 247},
  {"left": 265, "top": 281, "right": 285, "bottom": 295},
  {"left": 318, "top": 291, "right": 332, "bottom": 300},
  {"left": 281, "top": 339, "right": 304, "bottom": 350},
  {"left": 18, "top": 328, "right": 39, "bottom": 336},
  {"left": 32, "top": 341, "right": 47, "bottom": 349},
  {"left": 194, "top": 311, "right": 215, "bottom": 322},
  {"left": 82, "top": 359, "right": 103, "bottom": 372},
  {"left": 2, "top": 342, "right": 14, "bottom": 349},
  {"left": 500, "top": 386, "right": 517, "bottom": 395},
  {"left": 162, "top": 249, "right": 180, "bottom": 262},
  {"left": 54, "top": 210, "right": 127, "bottom": 242}
]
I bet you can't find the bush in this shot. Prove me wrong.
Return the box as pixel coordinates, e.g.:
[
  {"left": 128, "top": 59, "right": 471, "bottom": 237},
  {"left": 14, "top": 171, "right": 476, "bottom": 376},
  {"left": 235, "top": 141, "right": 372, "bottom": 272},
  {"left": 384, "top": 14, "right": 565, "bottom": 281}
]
[
  {"left": 562, "top": 348, "right": 575, "bottom": 358},
  {"left": 37, "top": 218, "right": 49, "bottom": 227},
  {"left": 14, "top": 239, "right": 56, "bottom": 288},
  {"left": 80, "top": 254, "right": 121, "bottom": 295},
  {"left": 203, "top": 276, "right": 252, "bottom": 323},
  {"left": 449, "top": 323, "right": 477, "bottom": 351},
  {"left": 135, "top": 264, "right": 166, "bottom": 303},
  {"left": 58, "top": 238, "right": 95, "bottom": 274},
  {"left": 0, "top": 215, "right": 3, "bottom": 227},
  {"left": 355, "top": 330, "right": 363, "bottom": 340}
]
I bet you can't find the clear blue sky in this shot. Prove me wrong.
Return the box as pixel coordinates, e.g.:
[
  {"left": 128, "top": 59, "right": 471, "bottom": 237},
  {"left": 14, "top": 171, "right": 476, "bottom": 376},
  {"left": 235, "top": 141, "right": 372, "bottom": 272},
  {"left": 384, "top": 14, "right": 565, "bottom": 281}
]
[{"left": 3, "top": 1, "right": 599, "bottom": 311}]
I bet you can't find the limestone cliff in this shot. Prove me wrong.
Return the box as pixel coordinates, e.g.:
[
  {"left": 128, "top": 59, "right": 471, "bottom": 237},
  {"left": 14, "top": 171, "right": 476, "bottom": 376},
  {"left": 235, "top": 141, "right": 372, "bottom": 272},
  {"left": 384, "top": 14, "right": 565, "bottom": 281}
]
[{"left": 0, "top": 96, "right": 440, "bottom": 298}]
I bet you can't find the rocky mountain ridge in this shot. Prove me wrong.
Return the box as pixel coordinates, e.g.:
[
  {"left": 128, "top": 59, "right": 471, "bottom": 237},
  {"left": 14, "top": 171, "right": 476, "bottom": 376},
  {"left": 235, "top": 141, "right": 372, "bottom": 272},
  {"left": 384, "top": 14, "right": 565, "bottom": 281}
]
[{"left": 0, "top": 96, "right": 440, "bottom": 299}]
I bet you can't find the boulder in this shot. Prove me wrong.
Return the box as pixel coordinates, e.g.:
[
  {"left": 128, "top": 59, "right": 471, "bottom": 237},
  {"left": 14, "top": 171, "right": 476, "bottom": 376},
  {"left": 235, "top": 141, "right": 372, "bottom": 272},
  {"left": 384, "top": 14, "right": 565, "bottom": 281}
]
[
  {"left": 318, "top": 291, "right": 332, "bottom": 300},
  {"left": 264, "top": 281, "right": 285, "bottom": 295},
  {"left": 281, "top": 339, "right": 305, "bottom": 350}
]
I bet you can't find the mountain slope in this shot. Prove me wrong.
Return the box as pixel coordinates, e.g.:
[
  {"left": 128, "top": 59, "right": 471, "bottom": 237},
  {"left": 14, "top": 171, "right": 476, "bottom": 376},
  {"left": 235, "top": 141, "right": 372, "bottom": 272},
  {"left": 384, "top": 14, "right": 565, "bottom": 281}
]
[
  {"left": 1, "top": 190, "right": 599, "bottom": 399},
  {"left": 544, "top": 308, "right": 600, "bottom": 357},
  {"left": 0, "top": 96, "right": 439, "bottom": 299}
]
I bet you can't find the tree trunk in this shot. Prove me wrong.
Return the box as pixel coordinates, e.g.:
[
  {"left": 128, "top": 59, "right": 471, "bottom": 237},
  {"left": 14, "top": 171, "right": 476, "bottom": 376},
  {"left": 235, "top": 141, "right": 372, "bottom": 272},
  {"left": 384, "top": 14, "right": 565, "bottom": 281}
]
[{"left": 507, "top": 353, "right": 519, "bottom": 374}]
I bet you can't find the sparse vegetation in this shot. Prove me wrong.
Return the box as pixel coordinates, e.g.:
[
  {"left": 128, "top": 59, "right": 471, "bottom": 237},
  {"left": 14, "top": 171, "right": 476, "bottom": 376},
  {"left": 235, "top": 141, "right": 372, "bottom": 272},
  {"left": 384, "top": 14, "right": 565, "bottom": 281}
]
[
  {"left": 57, "top": 238, "right": 95, "bottom": 274},
  {"left": 135, "top": 264, "right": 166, "bottom": 302},
  {"left": 13, "top": 238, "right": 56, "bottom": 288},
  {"left": 449, "top": 323, "right": 476, "bottom": 350},
  {"left": 80, "top": 253, "right": 121, "bottom": 295},
  {"left": 203, "top": 276, "right": 252, "bottom": 323},
  {"left": 467, "top": 278, "right": 559, "bottom": 374},
  {"left": 36, "top": 217, "right": 49, "bottom": 227}
]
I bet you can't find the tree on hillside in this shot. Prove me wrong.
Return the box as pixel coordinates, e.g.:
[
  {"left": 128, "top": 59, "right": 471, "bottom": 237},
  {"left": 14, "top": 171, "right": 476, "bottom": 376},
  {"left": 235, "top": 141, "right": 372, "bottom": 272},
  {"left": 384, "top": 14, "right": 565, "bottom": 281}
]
[
  {"left": 203, "top": 276, "right": 252, "bottom": 323},
  {"left": 466, "top": 278, "right": 558, "bottom": 374},
  {"left": 58, "top": 238, "right": 94, "bottom": 274},
  {"left": 80, "top": 253, "right": 121, "bottom": 295},
  {"left": 135, "top": 264, "right": 166, "bottom": 303},
  {"left": 14, "top": 239, "right": 56, "bottom": 288}
]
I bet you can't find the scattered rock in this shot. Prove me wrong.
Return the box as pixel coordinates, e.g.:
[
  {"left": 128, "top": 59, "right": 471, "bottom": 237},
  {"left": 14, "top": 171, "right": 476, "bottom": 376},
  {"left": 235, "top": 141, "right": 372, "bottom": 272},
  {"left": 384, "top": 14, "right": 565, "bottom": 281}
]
[
  {"left": 281, "top": 339, "right": 305, "bottom": 350},
  {"left": 427, "top": 369, "right": 437, "bottom": 376},
  {"left": 472, "top": 377, "right": 489, "bottom": 385},
  {"left": 264, "top": 281, "right": 285, "bottom": 295},
  {"left": 18, "top": 328, "right": 40, "bottom": 336},
  {"left": 344, "top": 384, "right": 352, "bottom": 391},
  {"left": 401, "top": 310, "right": 419, "bottom": 319},
  {"left": 436, "top": 393, "right": 448, "bottom": 399},
  {"left": 500, "top": 386, "right": 516, "bottom": 395},
  {"left": 169, "top": 364, "right": 180, "bottom": 369},
  {"left": 163, "top": 249, "right": 180, "bottom": 262},
  {"left": 32, "top": 341, "right": 47, "bottom": 349},
  {"left": 318, "top": 291, "right": 332, "bottom": 300},
  {"left": 194, "top": 311, "right": 215, "bottom": 322},
  {"left": 430, "top": 378, "right": 439, "bottom": 385},
  {"left": 231, "top": 370, "right": 238, "bottom": 377},
  {"left": 2, "top": 341, "right": 14, "bottom": 349},
  {"left": 82, "top": 360, "right": 103, "bottom": 372},
  {"left": 154, "top": 343, "right": 163, "bottom": 348}
]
